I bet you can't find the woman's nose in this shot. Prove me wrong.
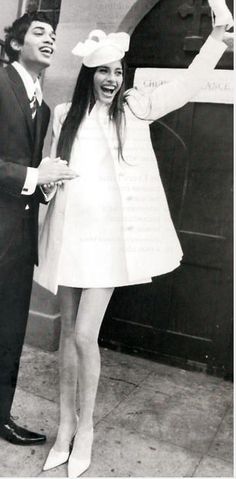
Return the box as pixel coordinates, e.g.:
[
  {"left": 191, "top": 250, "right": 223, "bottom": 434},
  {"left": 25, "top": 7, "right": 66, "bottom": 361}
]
[{"left": 107, "top": 72, "right": 116, "bottom": 82}]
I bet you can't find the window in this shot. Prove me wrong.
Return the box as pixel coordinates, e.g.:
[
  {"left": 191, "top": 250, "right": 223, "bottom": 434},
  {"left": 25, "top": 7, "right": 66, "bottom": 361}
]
[{"left": 26, "top": 0, "right": 62, "bottom": 28}]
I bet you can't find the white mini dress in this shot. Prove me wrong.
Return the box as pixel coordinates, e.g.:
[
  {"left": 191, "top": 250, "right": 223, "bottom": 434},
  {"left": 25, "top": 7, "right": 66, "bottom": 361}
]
[{"left": 34, "top": 35, "right": 226, "bottom": 294}]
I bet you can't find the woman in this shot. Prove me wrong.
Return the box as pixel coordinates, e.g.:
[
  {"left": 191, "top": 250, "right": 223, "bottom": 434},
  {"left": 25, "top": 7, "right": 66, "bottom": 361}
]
[{"left": 35, "top": 1, "right": 232, "bottom": 477}]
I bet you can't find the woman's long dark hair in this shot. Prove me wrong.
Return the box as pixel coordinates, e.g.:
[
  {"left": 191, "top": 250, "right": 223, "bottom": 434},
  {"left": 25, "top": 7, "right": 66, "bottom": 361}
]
[{"left": 57, "top": 59, "right": 126, "bottom": 163}]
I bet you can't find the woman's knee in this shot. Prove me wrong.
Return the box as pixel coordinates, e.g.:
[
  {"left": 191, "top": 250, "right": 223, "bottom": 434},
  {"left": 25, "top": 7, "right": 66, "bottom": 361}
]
[
  {"left": 60, "top": 322, "right": 75, "bottom": 341},
  {"left": 75, "top": 329, "right": 98, "bottom": 353},
  {"left": 59, "top": 310, "right": 76, "bottom": 339}
]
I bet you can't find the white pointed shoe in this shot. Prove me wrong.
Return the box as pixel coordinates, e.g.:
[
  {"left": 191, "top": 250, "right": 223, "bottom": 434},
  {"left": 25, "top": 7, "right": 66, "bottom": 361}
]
[
  {"left": 43, "top": 415, "right": 79, "bottom": 472},
  {"left": 43, "top": 448, "right": 70, "bottom": 471},
  {"left": 67, "top": 457, "right": 91, "bottom": 478},
  {"left": 67, "top": 428, "right": 93, "bottom": 478}
]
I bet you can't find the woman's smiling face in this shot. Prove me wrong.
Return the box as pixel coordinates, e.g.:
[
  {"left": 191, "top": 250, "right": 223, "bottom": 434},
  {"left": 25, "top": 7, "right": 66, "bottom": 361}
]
[{"left": 93, "top": 60, "right": 123, "bottom": 105}]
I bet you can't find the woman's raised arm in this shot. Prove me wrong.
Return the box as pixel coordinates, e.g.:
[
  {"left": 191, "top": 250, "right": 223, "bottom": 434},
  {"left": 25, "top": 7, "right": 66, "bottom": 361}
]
[{"left": 125, "top": 0, "right": 233, "bottom": 122}]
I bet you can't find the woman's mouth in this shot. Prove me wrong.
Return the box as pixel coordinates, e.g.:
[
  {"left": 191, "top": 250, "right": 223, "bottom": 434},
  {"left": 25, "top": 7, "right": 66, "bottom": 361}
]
[{"left": 101, "top": 85, "right": 116, "bottom": 97}]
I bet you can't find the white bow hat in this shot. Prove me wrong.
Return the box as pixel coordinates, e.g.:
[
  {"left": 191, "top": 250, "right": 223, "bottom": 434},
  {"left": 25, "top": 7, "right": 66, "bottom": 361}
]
[{"left": 72, "top": 29, "right": 130, "bottom": 67}]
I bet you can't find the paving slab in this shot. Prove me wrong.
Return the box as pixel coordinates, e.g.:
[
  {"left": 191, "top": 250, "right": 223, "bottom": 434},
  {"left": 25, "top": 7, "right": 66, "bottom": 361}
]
[
  {"left": 158, "top": 383, "right": 232, "bottom": 419},
  {"left": 18, "top": 346, "right": 151, "bottom": 403},
  {"left": 17, "top": 346, "right": 59, "bottom": 402},
  {"left": 73, "top": 422, "right": 201, "bottom": 477},
  {"left": 102, "top": 384, "right": 229, "bottom": 454},
  {"left": 0, "top": 389, "right": 58, "bottom": 477},
  {"left": 1, "top": 344, "right": 233, "bottom": 478},
  {"left": 94, "top": 376, "right": 138, "bottom": 423},
  {"left": 100, "top": 348, "right": 171, "bottom": 384},
  {"left": 193, "top": 455, "right": 234, "bottom": 477},
  {"left": 141, "top": 367, "right": 225, "bottom": 397},
  {"left": 18, "top": 346, "right": 141, "bottom": 425},
  {"left": 207, "top": 405, "right": 234, "bottom": 463}
]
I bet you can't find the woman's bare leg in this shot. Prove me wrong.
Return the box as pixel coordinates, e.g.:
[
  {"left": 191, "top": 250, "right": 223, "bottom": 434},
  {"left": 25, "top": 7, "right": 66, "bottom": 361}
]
[
  {"left": 53, "top": 286, "right": 82, "bottom": 451},
  {"left": 70, "top": 287, "right": 114, "bottom": 459}
]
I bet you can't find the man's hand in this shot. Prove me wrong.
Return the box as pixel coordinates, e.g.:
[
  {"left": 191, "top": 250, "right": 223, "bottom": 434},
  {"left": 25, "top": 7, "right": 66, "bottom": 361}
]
[{"left": 37, "top": 156, "right": 78, "bottom": 185}]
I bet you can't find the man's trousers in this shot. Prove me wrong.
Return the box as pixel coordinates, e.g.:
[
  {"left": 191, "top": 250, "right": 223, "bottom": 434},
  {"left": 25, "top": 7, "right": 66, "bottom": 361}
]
[{"left": 0, "top": 212, "right": 35, "bottom": 423}]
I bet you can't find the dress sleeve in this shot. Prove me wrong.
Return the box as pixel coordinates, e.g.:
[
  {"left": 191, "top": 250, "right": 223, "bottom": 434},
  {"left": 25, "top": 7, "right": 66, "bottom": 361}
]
[
  {"left": 125, "top": 35, "right": 227, "bottom": 122},
  {"left": 50, "top": 103, "right": 71, "bottom": 158}
]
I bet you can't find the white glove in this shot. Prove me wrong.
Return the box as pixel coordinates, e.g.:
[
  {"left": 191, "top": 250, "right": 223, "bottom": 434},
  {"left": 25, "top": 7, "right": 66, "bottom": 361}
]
[{"left": 208, "top": 0, "right": 234, "bottom": 30}]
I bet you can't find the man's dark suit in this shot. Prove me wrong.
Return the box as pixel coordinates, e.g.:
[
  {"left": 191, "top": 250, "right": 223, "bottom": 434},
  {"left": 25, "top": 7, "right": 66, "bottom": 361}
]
[{"left": 0, "top": 64, "right": 50, "bottom": 423}]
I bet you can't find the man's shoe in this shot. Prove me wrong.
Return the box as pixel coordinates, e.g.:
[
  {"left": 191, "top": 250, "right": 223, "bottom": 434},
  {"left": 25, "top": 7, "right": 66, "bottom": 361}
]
[{"left": 0, "top": 417, "right": 46, "bottom": 445}]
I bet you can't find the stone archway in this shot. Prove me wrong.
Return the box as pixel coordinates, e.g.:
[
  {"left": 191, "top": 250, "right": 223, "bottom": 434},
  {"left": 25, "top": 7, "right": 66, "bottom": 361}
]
[{"left": 118, "top": 0, "right": 161, "bottom": 34}]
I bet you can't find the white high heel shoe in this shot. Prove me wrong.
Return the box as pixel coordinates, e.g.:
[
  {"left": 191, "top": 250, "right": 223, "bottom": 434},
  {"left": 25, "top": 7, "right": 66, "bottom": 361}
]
[
  {"left": 43, "top": 415, "right": 79, "bottom": 472},
  {"left": 43, "top": 448, "right": 70, "bottom": 471},
  {"left": 67, "top": 428, "right": 93, "bottom": 478}
]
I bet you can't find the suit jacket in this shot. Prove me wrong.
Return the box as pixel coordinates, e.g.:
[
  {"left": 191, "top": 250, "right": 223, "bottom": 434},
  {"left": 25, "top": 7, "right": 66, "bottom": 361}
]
[{"left": 0, "top": 64, "right": 50, "bottom": 265}]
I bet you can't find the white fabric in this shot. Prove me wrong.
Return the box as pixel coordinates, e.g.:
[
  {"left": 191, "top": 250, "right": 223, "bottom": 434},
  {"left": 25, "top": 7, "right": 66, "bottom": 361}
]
[
  {"left": 21, "top": 167, "right": 38, "bottom": 195},
  {"left": 34, "top": 35, "right": 227, "bottom": 294},
  {"left": 72, "top": 30, "right": 130, "bottom": 67}
]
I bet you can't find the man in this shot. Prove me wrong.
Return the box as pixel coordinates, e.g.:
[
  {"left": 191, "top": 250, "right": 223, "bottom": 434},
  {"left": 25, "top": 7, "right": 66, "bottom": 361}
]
[{"left": 0, "top": 11, "right": 76, "bottom": 445}]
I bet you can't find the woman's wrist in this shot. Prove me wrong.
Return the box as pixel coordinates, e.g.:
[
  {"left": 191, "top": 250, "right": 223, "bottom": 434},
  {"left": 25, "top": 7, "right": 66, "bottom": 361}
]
[{"left": 211, "top": 25, "right": 226, "bottom": 42}]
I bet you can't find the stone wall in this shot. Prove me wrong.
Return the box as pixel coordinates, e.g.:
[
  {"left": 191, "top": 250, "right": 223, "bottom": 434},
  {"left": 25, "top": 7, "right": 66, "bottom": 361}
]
[{"left": 0, "top": 1, "right": 19, "bottom": 38}]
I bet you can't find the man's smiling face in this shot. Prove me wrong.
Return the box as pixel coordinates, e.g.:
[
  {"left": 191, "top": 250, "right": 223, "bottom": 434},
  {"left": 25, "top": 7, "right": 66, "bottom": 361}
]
[{"left": 16, "top": 21, "right": 56, "bottom": 73}]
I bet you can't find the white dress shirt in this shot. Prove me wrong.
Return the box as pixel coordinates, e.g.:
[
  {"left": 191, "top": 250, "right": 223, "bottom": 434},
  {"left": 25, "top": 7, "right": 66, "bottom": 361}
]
[{"left": 12, "top": 61, "right": 42, "bottom": 196}]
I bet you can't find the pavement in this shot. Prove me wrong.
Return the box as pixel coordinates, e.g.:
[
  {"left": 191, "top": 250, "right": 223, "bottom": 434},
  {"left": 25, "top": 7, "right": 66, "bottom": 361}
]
[{"left": 0, "top": 344, "right": 233, "bottom": 478}]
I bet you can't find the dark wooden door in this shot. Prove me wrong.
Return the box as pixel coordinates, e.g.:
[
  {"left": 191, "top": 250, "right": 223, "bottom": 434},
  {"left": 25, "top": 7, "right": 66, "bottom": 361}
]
[{"left": 100, "top": 0, "right": 233, "bottom": 377}]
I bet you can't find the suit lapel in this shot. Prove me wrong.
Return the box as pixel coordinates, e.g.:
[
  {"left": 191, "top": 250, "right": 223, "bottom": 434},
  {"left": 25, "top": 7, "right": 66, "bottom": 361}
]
[{"left": 6, "top": 65, "right": 34, "bottom": 145}]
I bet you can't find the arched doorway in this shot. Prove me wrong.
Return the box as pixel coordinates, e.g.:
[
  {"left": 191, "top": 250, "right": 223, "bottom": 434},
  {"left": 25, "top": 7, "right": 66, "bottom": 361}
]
[{"left": 100, "top": 0, "right": 233, "bottom": 377}]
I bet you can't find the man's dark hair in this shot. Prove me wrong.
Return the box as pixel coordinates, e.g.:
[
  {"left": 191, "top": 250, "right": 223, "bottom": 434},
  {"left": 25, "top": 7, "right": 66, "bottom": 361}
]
[{"left": 4, "top": 11, "right": 55, "bottom": 62}]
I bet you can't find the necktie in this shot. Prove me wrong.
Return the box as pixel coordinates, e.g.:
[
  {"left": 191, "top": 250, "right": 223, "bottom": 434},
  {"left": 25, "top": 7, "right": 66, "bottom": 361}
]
[{"left": 29, "top": 93, "right": 38, "bottom": 119}]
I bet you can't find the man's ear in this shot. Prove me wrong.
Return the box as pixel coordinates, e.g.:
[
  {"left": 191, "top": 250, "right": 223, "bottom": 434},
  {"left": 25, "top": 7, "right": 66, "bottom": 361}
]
[{"left": 10, "top": 39, "right": 21, "bottom": 53}]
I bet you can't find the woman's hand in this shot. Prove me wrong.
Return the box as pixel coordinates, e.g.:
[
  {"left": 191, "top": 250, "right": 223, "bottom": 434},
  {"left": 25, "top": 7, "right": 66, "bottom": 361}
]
[
  {"left": 208, "top": 0, "right": 234, "bottom": 31},
  {"left": 211, "top": 25, "right": 227, "bottom": 42},
  {"left": 41, "top": 182, "right": 57, "bottom": 195},
  {"left": 223, "top": 31, "right": 234, "bottom": 50}
]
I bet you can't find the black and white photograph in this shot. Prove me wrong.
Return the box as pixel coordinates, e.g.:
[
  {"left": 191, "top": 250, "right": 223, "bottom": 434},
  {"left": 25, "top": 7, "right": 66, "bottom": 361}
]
[{"left": 0, "top": 0, "right": 234, "bottom": 477}]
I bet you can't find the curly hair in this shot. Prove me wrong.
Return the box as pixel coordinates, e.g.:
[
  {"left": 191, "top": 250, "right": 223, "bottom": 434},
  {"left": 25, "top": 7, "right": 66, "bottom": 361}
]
[{"left": 4, "top": 11, "right": 55, "bottom": 62}]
